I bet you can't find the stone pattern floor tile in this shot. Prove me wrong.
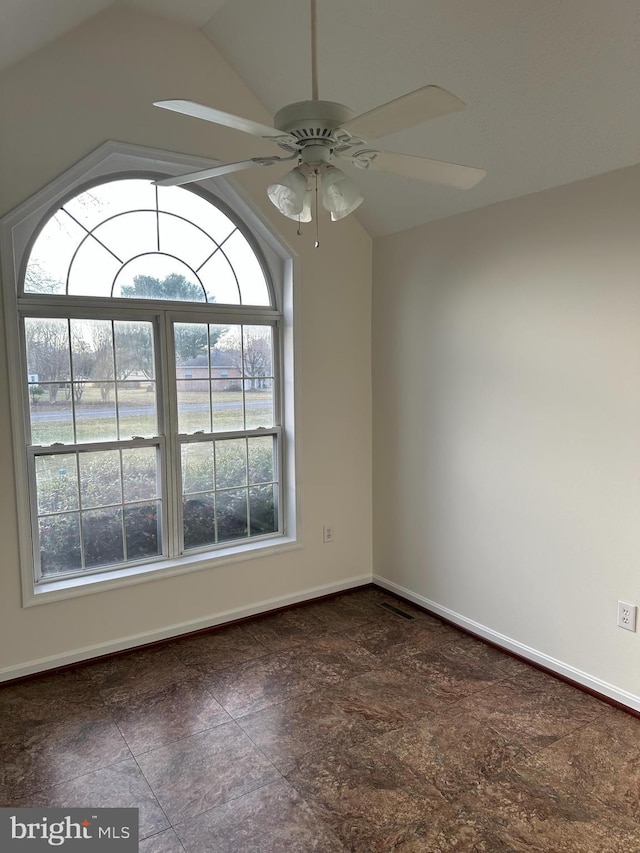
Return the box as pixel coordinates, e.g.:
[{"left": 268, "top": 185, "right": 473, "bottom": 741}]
[
  {"left": 10, "top": 759, "right": 169, "bottom": 839},
  {"left": 171, "top": 623, "right": 268, "bottom": 673},
  {"left": 174, "top": 779, "right": 345, "bottom": 853},
  {"left": 1, "top": 708, "right": 132, "bottom": 799},
  {"left": 1, "top": 586, "right": 637, "bottom": 852},
  {"left": 134, "top": 721, "right": 279, "bottom": 823},
  {"left": 201, "top": 648, "right": 319, "bottom": 718},
  {"left": 509, "top": 703, "right": 640, "bottom": 821},
  {"left": 109, "top": 678, "right": 231, "bottom": 755},
  {"left": 377, "top": 704, "right": 532, "bottom": 799},
  {"left": 237, "top": 689, "right": 376, "bottom": 774},
  {"left": 139, "top": 828, "right": 186, "bottom": 853},
  {"left": 83, "top": 646, "right": 193, "bottom": 704}
]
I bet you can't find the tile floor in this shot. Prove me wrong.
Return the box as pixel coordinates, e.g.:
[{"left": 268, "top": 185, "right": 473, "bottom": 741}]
[{"left": 1, "top": 586, "right": 639, "bottom": 852}]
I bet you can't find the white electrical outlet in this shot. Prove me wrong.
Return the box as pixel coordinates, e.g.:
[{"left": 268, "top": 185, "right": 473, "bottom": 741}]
[
  {"left": 323, "top": 524, "right": 334, "bottom": 544},
  {"left": 617, "top": 601, "right": 637, "bottom": 632}
]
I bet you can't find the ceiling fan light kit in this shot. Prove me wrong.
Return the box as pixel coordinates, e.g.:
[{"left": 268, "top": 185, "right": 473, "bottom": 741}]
[
  {"left": 267, "top": 166, "right": 309, "bottom": 220},
  {"left": 153, "top": 0, "right": 486, "bottom": 243}
]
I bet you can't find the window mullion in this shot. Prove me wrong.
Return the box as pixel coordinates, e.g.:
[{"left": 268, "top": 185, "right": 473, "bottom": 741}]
[
  {"left": 27, "top": 449, "right": 43, "bottom": 583},
  {"left": 111, "top": 320, "right": 121, "bottom": 441},
  {"left": 159, "top": 311, "right": 181, "bottom": 558},
  {"left": 240, "top": 324, "right": 247, "bottom": 430},
  {"left": 212, "top": 438, "right": 219, "bottom": 544},
  {"left": 267, "top": 320, "right": 283, "bottom": 536},
  {"left": 75, "top": 451, "right": 87, "bottom": 571},
  {"left": 272, "top": 320, "right": 283, "bottom": 429},
  {"left": 67, "top": 318, "right": 78, "bottom": 443}
]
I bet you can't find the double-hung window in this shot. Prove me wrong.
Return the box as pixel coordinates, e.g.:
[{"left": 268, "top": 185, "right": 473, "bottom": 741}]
[{"left": 3, "top": 161, "right": 293, "bottom": 601}]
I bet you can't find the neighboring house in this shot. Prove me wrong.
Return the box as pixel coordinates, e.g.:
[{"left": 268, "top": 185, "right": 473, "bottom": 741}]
[{"left": 175, "top": 352, "right": 242, "bottom": 392}]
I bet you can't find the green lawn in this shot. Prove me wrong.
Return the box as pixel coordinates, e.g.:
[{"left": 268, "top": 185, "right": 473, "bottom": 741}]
[{"left": 30, "top": 386, "right": 273, "bottom": 444}]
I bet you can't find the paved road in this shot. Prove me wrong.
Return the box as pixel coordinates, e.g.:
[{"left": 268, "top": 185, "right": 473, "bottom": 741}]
[{"left": 30, "top": 400, "right": 270, "bottom": 422}]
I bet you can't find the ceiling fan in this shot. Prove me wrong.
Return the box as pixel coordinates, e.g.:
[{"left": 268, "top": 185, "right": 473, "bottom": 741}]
[{"left": 153, "top": 0, "right": 485, "bottom": 233}]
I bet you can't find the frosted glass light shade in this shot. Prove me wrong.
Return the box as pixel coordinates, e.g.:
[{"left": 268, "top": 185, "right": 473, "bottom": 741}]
[
  {"left": 321, "top": 166, "right": 363, "bottom": 221},
  {"left": 298, "top": 190, "right": 312, "bottom": 222},
  {"left": 267, "top": 167, "right": 309, "bottom": 219}
]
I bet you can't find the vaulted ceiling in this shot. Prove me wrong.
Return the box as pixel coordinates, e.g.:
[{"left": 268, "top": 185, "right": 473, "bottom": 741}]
[{"left": 2, "top": 0, "right": 639, "bottom": 236}]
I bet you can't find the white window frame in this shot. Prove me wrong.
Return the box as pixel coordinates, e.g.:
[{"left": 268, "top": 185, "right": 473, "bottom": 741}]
[{"left": 1, "top": 142, "right": 300, "bottom": 607}]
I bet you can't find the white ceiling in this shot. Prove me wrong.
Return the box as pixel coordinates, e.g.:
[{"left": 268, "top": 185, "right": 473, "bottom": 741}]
[{"left": 2, "top": 0, "right": 639, "bottom": 236}]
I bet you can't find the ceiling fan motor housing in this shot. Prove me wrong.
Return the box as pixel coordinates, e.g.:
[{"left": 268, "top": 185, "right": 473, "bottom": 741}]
[{"left": 274, "top": 100, "right": 355, "bottom": 145}]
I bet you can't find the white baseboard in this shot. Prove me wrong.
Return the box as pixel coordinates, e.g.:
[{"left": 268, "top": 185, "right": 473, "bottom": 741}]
[
  {"left": 374, "top": 574, "right": 640, "bottom": 714},
  {"left": 0, "top": 574, "right": 372, "bottom": 682}
]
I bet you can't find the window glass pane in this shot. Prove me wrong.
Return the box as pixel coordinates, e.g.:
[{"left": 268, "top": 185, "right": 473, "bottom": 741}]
[
  {"left": 243, "top": 326, "right": 273, "bottom": 378},
  {"left": 39, "top": 513, "right": 82, "bottom": 576},
  {"left": 117, "top": 382, "right": 157, "bottom": 438},
  {"left": 114, "top": 259, "right": 205, "bottom": 301},
  {"left": 248, "top": 436, "right": 275, "bottom": 485},
  {"left": 125, "top": 501, "right": 161, "bottom": 560},
  {"left": 216, "top": 489, "right": 248, "bottom": 542},
  {"left": 115, "top": 321, "right": 155, "bottom": 380},
  {"left": 210, "top": 324, "right": 243, "bottom": 431},
  {"left": 158, "top": 213, "right": 214, "bottom": 271},
  {"left": 25, "top": 318, "right": 70, "bottom": 382},
  {"left": 75, "top": 383, "right": 117, "bottom": 442},
  {"left": 71, "top": 319, "right": 114, "bottom": 381},
  {"left": 249, "top": 484, "right": 277, "bottom": 535},
  {"left": 67, "top": 237, "right": 120, "bottom": 297},
  {"left": 177, "top": 382, "right": 210, "bottom": 433},
  {"left": 82, "top": 507, "right": 124, "bottom": 568},
  {"left": 198, "top": 250, "right": 241, "bottom": 304},
  {"left": 175, "top": 323, "right": 209, "bottom": 370},
  {"left": 93, "top": 211, "right": 156, "bottom": 262},
  {"left": 181, "top": 442, "right": 214, "bottom": 494},
  {"left": 222, "top": 229, "right": 270, "bottom": 306},
  {"left": 245, "top": 378, "right": 273, "bottom": 430},
  {"left": 63, "top": 179, "right": 157, "bottom": 230},
  {"left": 36, "top": 454, "right": 79, "bottom": 514},
  {"left": 183, "top": 493, "right": 216, "bottom": 550},
  {"left": 210, "top": 324, "right": 239, "bottom": 373},
  {"left": 122, "top": 447, "right": 159, "bottom": 503},
  {"left": 157, "top": 186, "right": 236, "bottom": 244},
  {"left": 24, "top": 211, "right": 85, "bottom": 294},
  {"left": 79, "top": 450, "right": 121, "bottom": 508},
  {"left": 211, "top": 380, "right": 244, "bottom": 432},
  {"left": 215, "top": 439, "right": 247, "bottom": 489},
  {"left": 29, "top": 385, "right": 74, "bottom": 445}
]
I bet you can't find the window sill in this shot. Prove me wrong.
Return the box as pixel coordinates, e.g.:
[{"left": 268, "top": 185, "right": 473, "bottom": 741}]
[{"left": 24, "top": 535, "right": 302, "bottom": 607}]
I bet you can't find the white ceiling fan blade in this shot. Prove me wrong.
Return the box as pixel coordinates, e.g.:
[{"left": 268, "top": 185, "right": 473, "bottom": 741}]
[
  {"left": 353, "top": 150, "right": 486, "bottom": 189},
  {"left": 154, "top": 158, "right": 280, "bottom": 188},
  {"left": 154, "top": 100, "right": 294, "bottom": 142},
  {"left": 342, "top": 85, "right": 465, "bottom": 140}
]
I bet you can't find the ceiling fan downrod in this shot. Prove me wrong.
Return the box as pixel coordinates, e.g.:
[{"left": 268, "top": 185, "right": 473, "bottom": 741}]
[{"left": 310, "top": 0, "right": 319, "bottom": 101}]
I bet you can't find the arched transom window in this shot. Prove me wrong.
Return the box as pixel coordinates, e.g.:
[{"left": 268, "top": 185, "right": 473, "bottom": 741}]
[
  {"left": 24, "top": 178, "right": 273, "bottom": 306},
  {"left": 12, "top": 176, "right": 285, "bottom": 590}
]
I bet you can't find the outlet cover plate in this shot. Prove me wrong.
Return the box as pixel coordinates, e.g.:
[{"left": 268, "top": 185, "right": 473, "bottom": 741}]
[{"left": 617, "top": 601, "right": 637, "bottom": 632}]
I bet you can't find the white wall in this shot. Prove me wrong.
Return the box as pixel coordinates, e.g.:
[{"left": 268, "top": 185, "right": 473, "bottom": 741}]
[
  {"left": 0, "top": 6, "right": 372, "bottom": 677},
  {"left": 373, "top": 165, "right": 640, "bottom": 706}
]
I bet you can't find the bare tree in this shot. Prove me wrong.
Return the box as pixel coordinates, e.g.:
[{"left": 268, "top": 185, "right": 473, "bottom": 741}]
[
  {"left": 219, "top": 326, "right": 271, "bottom": 390},
  {"left": 25, "top": 319, "right": 70, "bottom": 402},
  {"left": 243, "top": 332, "right": 272, "bottom": 390}
]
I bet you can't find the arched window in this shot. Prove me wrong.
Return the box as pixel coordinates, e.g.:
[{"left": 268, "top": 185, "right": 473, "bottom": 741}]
[
  {"left": 24, "top": 178, "right": 273, "bottom": 306},
  {"left": 2, "top": 150, "right": 294, "bottom": 601}
]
